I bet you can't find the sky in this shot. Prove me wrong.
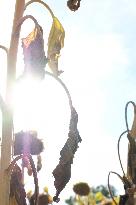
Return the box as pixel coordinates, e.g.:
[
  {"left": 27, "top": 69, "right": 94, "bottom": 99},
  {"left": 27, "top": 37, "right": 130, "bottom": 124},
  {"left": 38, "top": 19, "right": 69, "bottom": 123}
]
[{"left": 1, "top": 0, "right": 136, "bottom": 203}]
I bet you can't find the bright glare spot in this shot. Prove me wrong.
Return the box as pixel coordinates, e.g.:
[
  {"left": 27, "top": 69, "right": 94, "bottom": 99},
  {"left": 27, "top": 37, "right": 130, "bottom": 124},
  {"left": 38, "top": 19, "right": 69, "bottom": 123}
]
[
  {"left": 13, "top": 75, "right": 71, "bottom": 195},
  {"left": 13, "top": 77, "right": 42, "bottom": 131}
]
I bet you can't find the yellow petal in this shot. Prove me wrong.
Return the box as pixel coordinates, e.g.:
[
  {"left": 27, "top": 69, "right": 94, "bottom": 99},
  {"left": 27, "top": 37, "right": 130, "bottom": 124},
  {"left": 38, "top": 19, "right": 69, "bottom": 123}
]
[
  {"left": 95, "top": 192, "right": 104, "bottom": 201},
  {"left": 43, "top": 186, "right": 49, "bottom": 193}
]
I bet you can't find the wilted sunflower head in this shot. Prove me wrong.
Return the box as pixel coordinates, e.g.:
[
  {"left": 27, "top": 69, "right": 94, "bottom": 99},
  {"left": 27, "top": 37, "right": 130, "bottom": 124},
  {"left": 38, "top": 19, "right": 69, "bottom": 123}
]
[
  {"left": 67, "top": 0, "right": 81, "bottom": 11},
  {"left": 14, "top": 130, "right": 44, "bottom": 155},
  {"left": 73, "top": 182, "right": 90, "bottom": 196},
  {"left": 38, "top": 194, "right": 53, "bottom": 205}
]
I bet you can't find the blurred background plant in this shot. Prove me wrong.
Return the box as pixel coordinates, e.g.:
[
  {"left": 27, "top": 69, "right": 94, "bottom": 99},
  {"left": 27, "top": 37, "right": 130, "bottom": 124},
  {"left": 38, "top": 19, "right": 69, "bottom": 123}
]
[
  {"left": 26, "top": 186, "right": 53, "bottom": 205},
  {"left": 65, "top": 182, "right": 119, "bottom": 205}
]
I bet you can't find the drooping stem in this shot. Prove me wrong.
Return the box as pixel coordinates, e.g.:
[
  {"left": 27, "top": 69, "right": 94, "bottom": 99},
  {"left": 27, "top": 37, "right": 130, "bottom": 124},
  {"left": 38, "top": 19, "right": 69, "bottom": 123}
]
[
  {"left": 25, "top": 0, "right": 55, "bottom": 19},
  {"left": 7, "top": 154, "right": 39, "bottom": 205},
  {"left": 45, "top": 71, "right": 73, "bottom": 110},
  {"left": 14, "top": 15, "right": 40, "bottom": 35},
  {"left": 0, "top": 45, "right": 8, "bottom": 54}
]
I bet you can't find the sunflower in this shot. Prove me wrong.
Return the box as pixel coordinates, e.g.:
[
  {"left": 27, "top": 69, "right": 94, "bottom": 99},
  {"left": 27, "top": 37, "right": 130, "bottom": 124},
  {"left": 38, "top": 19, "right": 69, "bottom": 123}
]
[{"left": 73, "top": 182, "right": 90, "bottom": 196}]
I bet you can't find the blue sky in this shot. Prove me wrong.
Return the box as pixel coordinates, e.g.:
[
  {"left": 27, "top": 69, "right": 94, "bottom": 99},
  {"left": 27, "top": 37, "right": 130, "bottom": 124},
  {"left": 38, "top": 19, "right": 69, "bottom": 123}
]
[
  {"left": 1, "top": 0, "right": 136, "bottom": 203},
  {"left": 24, "top": 0, "right": 136, "bottom": 199}
]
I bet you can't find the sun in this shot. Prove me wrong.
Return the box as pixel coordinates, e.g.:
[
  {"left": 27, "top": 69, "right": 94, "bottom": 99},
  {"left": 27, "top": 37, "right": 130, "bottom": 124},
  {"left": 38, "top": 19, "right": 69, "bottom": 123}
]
[
  {"left": 12, "top": 74, "right": 71, "bottom": 195},
  {"left": 13, "top": 74, "right": 71, "bottom": 163}
]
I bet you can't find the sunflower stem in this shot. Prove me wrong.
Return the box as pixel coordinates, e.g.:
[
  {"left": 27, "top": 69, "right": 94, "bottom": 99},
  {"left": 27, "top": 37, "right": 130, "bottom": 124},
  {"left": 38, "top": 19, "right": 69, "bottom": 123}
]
[{"left": 0, "top": 1, "right": 25, "bottom": 205}]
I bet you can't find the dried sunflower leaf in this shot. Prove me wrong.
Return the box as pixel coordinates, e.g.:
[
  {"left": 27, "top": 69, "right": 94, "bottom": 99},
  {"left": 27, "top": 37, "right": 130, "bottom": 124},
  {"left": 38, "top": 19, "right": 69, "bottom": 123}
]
[
  {"left": 59, "top": 107, "right": 82, "bottom": 164},
  {"left": 47, "top": 17, "right": 65, "bottom": 76},
  {"left": 22, "top": 25, "right": 47, "bottom": 79},
  {"left": 52, "top": 107, "right": 82, "bottom": 201},
  {"left": 53, "top": 162, "right": 71, "bottom": 202},
  {"left": 10, "top": 164, "right": 27, "bottom": 205}
]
